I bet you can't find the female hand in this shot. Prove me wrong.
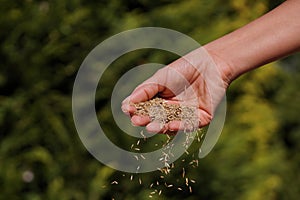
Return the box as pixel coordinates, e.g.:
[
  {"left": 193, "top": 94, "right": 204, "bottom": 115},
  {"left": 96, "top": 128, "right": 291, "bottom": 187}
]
[{"left": 121, "top": 47, "right": 230, "bottom": 133}]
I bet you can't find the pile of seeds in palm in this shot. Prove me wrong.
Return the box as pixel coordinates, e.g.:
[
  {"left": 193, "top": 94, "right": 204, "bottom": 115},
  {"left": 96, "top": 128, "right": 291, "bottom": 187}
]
[{"left": 132, "top": 97, "right": 199, "bottom": 131}]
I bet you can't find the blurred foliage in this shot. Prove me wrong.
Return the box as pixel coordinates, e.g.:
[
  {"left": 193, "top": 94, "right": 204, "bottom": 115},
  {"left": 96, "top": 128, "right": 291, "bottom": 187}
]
[{"left": 2, "top": 0, "right": 300, "bottom": 199}]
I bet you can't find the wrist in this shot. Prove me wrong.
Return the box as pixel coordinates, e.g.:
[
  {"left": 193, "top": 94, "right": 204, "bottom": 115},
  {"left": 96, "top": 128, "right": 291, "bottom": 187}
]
[{"left": 203, "top": 45, "right": 236, "bottom": 86}]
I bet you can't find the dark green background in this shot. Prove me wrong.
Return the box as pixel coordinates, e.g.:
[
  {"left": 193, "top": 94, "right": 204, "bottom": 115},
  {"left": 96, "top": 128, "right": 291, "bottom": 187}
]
[{"left": 1, "top": 0, "right": 300, "bottom": 199}]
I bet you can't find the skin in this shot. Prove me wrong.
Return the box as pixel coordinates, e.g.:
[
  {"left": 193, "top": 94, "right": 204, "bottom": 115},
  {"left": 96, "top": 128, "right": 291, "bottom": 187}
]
[{"left": 122, "top": 0, "right": 300, "bottom": 133}]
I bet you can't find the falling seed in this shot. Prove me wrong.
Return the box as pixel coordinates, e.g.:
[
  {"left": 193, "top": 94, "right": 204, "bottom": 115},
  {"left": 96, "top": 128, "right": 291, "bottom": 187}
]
[
  {"left": 166, "top": 134, "right": 171, "bottom": 140},
  {"left": 140, "top": 154, "right": 146, "bottom": 160},
  {"left": 177, "top": 187, "right": 182, "bottom": 191},
  {"left": 136, "top": 140, "right": 140, "bottom": 146},
  {"left": 160, "top": 175, "right": 164, "bottom": 179},
  {"left": 169, "top": 151, "right": 175, "bottom": 157},
  {"left": 140, "top": 130, "right": 147, "bottom": 141},
  {"left": 139, "top": 178, "right": 142, "bottom": 185},
  {"left": 131, "top": 144, "right": 134, "bottom": 149},
  {"left": 182, "top": 168, "right": 185, "bottom": 178},
  {"left": 134, "top": 155, "right": 139, "bottom": 160},
  {"left": 167, "top": 184, "right": 173, "bottom": 188},
  {"left": 134, "top": 148, "right": 140, "bottom": 151},
  {"left": 150, "top": 183, "right": 154, "bottom": 188},
  {"left": 185, "top": 178, "right": 189, "bottom": 186},
  {"left": 159, "top": 190, "right": 162, "bottom": 195},
  {"left": 130, "top": 175, "right": 133, "bottom": 181},
  {"left": 189, "top": 186, "right": 193, "bottom": 193},
  {"left": 136, "top": 166, "right": 140, "bottom": 171},
  {"left": 190, "top": 179, "right": 196, "bottom": 183},
  {"left": 156, "top": 181, "right": 159, "bottom": 185},
  {"left": 164, "top": 162, "right": 170, "bottom": 168},
  {"left": 111, "top": 181, "right": 118, "bottom": 185},
  {"left": 161, "top": 167, "right": 170, "bottom": 174}
]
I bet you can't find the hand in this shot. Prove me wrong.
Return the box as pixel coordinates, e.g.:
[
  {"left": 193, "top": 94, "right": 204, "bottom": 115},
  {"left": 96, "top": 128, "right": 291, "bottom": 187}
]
[{"left": 122, "top": 47, "right": 230, "bottom": 133}]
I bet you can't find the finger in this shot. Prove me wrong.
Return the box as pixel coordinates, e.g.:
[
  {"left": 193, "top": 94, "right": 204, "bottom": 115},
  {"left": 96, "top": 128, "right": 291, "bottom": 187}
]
[
  {"left": 131, "top": 115, "right": 151, "bottom": 126},
  {"left": 146, "top": 122, "right": 165, "bottom": 133},
  {"left": 197, "top": 109, "right": 212, "bottom": 127},
  {"left": 130, "top": 83, "right": 164, "bottom": 103},
  {"left": 167, "top": 120, "right": 182, "bottom": 131},
  {"left": 121, "top": 98, "right": 136, "bottom": 115},
  {"left": 146, "top": 122, "right": 179, "bottom": 134}
]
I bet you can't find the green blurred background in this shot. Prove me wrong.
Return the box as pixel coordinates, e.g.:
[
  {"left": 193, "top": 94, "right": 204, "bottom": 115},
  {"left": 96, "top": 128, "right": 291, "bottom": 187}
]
[{"left": 1, "top": 0, "right": 300, "bottom": 199}]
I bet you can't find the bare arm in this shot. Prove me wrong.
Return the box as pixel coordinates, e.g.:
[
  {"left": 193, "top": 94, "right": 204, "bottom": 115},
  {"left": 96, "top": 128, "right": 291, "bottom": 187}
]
[
  {"left": 204, "top": 0, "right": 300, "bottom": 83},
  {"left": 122, "top": 0, "right": 300, "bottom": 132}
]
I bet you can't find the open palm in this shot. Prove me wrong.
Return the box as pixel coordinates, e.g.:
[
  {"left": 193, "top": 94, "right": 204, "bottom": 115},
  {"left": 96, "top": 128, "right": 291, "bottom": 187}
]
[{"left": 122, "top": 48, "right": 229, "bottom": 133}]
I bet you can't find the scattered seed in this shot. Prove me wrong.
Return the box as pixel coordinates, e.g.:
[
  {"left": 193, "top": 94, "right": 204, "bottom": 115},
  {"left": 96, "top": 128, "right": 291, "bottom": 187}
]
[
  {"left": 164, "top": 162, "right": 170, "bottom": 168},
  {"left": 166, "top": 134, "right": 171, "bottom": 141},
  {"left": 132, "top": 97, "right": 200, "bottom": 132},
  {"left": 201, "top": 133, "right": 204, "bottom": 139},
  {"left": 140, "top": 130, "right": 147, "bottom": 141},
  {"left": 171, "top": 163, "right": 175, "bottom": 168},
  {"left": 185, "top": 178, "right": 189, "bottom": 186},
  {"left": 129, "top": 98, "right": 204, "bottom": 196},
  {"left": 111, "top": 181, "right": 118, "bottom": 185},
  {"left": 158, "top": 190, "right": 162, "bottom": 195}
]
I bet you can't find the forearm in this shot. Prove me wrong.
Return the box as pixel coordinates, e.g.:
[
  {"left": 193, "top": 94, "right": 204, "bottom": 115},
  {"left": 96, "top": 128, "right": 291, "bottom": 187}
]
[{"left": 204, "top": 0, "right": 300, "bottom": 83}]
